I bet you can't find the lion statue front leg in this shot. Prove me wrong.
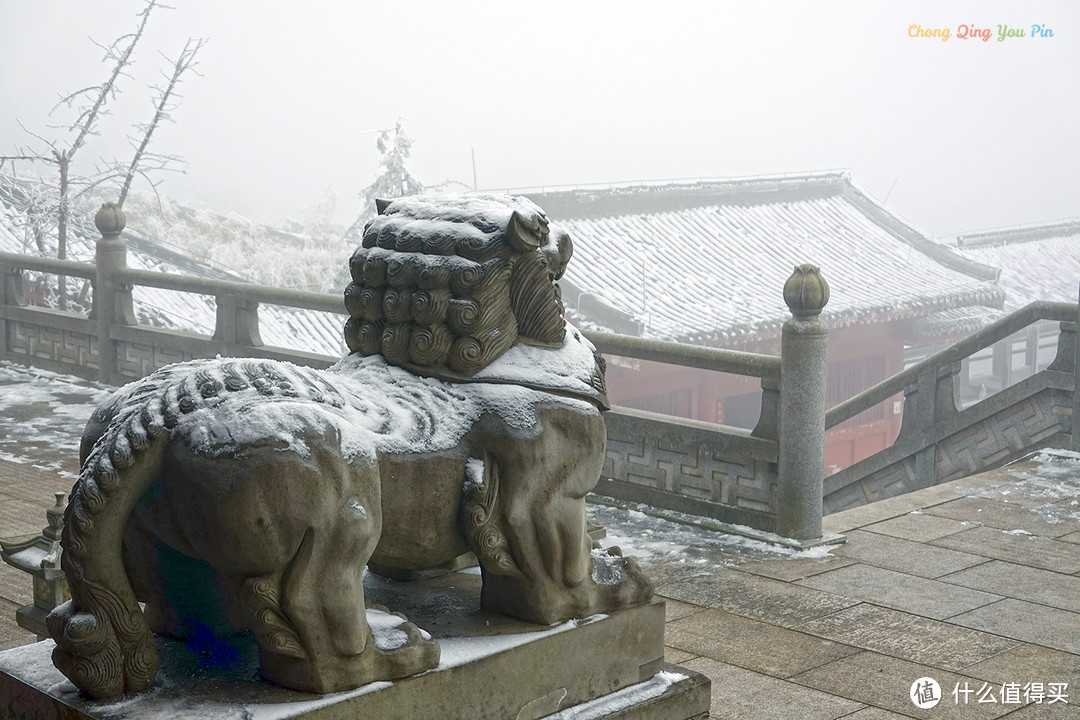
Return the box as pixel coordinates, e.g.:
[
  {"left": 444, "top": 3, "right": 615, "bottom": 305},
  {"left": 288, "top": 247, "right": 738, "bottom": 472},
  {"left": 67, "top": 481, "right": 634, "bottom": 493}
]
[{"left": 461, "top": 405, "right": 653, "bottom": 625}]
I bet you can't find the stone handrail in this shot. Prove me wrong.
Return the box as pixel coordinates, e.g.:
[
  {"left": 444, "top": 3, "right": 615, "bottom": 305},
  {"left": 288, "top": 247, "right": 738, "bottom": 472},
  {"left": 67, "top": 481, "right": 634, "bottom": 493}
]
[
  {"left": 0, "top": 251, "right": 98, "bottom": 281},
  {"left": 825, "top": 300, "right": 1077, "bottom": 428},
  {"left": 583, "top": 330, "right": 781, "bottom": 380},
  {"left": 1, "top": 251, "right": 778, "bottom": 385},
  {"left": 113, "top": 267, "right": 347, "bottom": 315}
]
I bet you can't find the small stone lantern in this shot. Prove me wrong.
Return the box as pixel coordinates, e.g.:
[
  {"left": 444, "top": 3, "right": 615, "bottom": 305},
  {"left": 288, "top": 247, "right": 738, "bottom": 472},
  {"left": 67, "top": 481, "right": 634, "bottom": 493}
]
[{"left": 0, "top": 492, "right": 69, "bottom": 639}]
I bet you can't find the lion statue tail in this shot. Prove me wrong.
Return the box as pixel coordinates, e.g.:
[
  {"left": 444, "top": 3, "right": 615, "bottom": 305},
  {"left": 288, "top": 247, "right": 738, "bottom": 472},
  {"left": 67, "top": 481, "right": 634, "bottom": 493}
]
[{"left": 47, "top": 399, "right": 166, "bottom": 700}]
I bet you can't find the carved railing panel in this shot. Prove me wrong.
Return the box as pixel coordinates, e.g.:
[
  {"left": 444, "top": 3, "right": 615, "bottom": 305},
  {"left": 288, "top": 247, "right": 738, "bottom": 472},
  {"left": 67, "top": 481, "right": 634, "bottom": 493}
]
[{"left": 598, "top": 406, "right": 778, "bottom": 530}]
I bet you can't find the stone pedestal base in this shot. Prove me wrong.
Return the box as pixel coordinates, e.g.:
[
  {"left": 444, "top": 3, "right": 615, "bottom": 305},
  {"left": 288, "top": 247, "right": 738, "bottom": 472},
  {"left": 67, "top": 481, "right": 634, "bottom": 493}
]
[{"left": 0, "top": 570, "right": 709, "bottom": 720}]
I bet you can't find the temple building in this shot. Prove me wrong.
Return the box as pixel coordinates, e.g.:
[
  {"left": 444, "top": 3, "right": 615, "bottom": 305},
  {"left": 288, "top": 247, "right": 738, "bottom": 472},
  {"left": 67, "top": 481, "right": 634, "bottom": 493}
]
[
  {"left": 525, "top": 172, "right": 1006, "bottom": 472},
  {"left": 939, "top": 220, "right": 1080, "bottom": 401}
]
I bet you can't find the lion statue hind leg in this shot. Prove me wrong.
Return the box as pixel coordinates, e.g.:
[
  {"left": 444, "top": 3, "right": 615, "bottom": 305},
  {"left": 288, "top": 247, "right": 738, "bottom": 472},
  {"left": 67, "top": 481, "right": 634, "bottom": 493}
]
[
  {"left": 462, "top": 405, "right": 653, "bottom": 626},
  {"left": 202, "top": 450, "right": 440, "bottom": 694}
]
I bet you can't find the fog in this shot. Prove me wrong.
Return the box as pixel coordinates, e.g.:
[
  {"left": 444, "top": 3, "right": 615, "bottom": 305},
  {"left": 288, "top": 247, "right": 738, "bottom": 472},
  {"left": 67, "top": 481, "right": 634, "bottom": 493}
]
[{"left": 1, "top": 0, "right": 1077, "bottom": 236}]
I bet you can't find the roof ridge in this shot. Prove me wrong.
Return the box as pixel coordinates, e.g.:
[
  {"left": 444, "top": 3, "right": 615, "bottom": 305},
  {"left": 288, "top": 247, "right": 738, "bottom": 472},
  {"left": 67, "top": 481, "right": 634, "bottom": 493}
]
[
  {"left": 523, "top": 173, "right": 850, "bottom": 221},
  {"left": 839, "top": 181, "right": 1001, "bottom": 283},
  {"left": 491, "top": 170, "right": 851, "bottom": 197},
  {"left": 955, "top": 219, "right": 1080, "bottom": 248}
]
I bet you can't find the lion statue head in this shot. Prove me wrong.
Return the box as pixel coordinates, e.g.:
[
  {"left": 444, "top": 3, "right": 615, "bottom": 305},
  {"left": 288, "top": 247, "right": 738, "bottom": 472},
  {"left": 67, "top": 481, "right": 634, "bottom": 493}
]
[{"left": 343, "top": 194, "right": 573, "bottom": 378}]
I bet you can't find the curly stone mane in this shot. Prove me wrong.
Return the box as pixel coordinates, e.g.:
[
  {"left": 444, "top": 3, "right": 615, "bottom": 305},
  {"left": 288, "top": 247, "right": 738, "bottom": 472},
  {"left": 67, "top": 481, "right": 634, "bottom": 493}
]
[{"left": 343, "top": 195, "right": 570, "bottom": 377}]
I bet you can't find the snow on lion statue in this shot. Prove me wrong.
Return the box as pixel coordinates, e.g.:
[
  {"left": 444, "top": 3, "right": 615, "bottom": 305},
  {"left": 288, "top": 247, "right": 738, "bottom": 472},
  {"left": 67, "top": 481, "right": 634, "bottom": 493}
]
[{"left": 48, "top": 195, "right": 653, "bottom": 700}]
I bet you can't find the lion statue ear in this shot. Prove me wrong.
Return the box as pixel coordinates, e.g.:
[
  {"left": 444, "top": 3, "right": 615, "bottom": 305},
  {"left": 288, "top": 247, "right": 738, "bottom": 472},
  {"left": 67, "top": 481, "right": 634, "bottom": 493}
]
[
  {"left": 543, "top": 227, "right": 573, "bottom": 281},
  {"left": 375, "top": 198, "right": 393, "bottom": 215},
  {"left": 507, "top": 210, "right": 549, "bottom": 253}
]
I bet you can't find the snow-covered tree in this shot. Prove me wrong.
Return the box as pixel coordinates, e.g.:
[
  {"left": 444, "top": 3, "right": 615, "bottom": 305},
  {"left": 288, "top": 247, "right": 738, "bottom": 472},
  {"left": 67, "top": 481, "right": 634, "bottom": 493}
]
[
  {"left": 345, "top": 120, "right": 424, "bottom": 240},
  {"left": 302, "top": 186, "right": 342, "bottom": 235}
]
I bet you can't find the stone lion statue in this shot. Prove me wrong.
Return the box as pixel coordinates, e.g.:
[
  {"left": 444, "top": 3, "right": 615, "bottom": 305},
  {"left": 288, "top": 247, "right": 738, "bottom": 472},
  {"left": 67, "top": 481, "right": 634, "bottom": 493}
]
[{"left": 47, "top": 195, "right": 652, "bottom": 700}]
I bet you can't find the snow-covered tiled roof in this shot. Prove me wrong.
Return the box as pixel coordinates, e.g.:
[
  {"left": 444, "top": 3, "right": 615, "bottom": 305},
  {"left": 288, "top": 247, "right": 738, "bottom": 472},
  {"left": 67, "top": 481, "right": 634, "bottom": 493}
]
[
  {"left": 0, "top": 186, "right": 347, "bottom": 358},
  {"left": 955, "top": 221, "right": 1080, "bottom": 311},
  {"left": 528, "top": 173, "right": 1004, "bottom": 343}
]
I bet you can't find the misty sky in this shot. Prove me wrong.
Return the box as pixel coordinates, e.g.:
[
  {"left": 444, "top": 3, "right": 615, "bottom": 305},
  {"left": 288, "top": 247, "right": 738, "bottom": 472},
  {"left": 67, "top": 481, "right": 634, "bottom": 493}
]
[{"left": 1, "top": 1, "right": 1077, "bottom": 237}]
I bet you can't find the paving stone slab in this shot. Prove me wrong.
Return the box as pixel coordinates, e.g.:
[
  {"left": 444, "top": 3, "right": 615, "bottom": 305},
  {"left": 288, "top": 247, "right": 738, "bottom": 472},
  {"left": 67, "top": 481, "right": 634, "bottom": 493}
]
[
  {"left": 636, "top": 556, "right": 721, "bottom": 589},
  {"left": 790, "top": 652, "right": 1013, "bottom": 719},
  {"left": 863, "top": 511, "right": 975, "bottom": 543},
  {"left": 658, "top": 568, "right": 858, "bottom": 629},
  {"left": 1060, "top": 532, "right": 1080, "bottom": 546},
  {"left": 926, "top": 497, "right": 1080, "bottom": 539},
  {"left": 961, "top": 643, "right": 1080, "bottom": 687},
  {"left": 832, "top": 530, "right": 987, "bottom": 579},
  {"left": 0, "top": 478, "right": 75, "bottom": 506},
  {"left": 665, "top": 609, "right": 859, "bottom": 679},
  {"left": 797, "top": 603, "right": 1019, "bottom": 671},
  {"left": 931, "top": 526, "right": 1080, "bottom": 574},
  {"left": 664, "top": 648, "right": 698, "bottom": 666},
  {"left": 0, "top": 516, "right": 39, "bottom": 539},
  {"left": 839, "top": 709, "right": 922, "bottom": 720},
  {"left": 680, "top": 656, "right": 864, "bottom": 720},
  {"left": 988, "top": 700, "right": 1080, "bottom": 718},
  {"left": 949, "top": 599, "right": 1080, "bottom": 655},
  {"left": 938, "top": 560, "right": 1080, "bottom": 613},
  {"left": 0, "top": 562, "right": 33, "bottom": 607},
  {"left": 664, "top": 599, "right": 707, "bottom": 623},
  {"left": 0, "top": 497, "right": 52, "bottom": 533},
  {"left": 969, "top": 478, "right": 1080, "bottom": 509},
  {"left": 822, "top": 485, "right": 970, "bottom": 534},
  {"left": 796, "top": 564, "right": 1001, "bottom": 620},
  {"left": 727, "top": 553, "right": 856, "bottom": 582},
  {"left": 0, "top": 598, "right": 35, "bottom": 652}
]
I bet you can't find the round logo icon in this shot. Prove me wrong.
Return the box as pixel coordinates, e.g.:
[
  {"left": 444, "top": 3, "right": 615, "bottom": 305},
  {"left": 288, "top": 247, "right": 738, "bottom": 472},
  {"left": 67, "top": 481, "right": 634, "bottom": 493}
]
[{"left": 910, "top": 677, "right": 941, "bottom": 709}]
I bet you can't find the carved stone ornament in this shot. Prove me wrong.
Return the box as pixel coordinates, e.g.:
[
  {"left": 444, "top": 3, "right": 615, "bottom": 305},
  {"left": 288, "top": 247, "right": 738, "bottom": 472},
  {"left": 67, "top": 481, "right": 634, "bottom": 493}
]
[
  {"left": 47, "top": 195, "right": 649, "bottom": 700},
  {"left": 344, "top": 195, "right": 572, "bottom": 378},
  {"left": 93, "top": 202, "right": 126, "bottom": 237},
  {"left": 782, "top": 263, "right": 830, "bottom": 319}
]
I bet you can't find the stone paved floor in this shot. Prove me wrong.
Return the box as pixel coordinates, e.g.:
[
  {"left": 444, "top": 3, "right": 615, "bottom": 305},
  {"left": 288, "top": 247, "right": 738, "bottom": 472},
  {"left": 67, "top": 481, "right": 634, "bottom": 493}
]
[
  {"left": 651, "top": 454, "right": 1080, "bottom": 720},
  {"left": 2, "top": 399, "right": 1080, "bottom": 718}
]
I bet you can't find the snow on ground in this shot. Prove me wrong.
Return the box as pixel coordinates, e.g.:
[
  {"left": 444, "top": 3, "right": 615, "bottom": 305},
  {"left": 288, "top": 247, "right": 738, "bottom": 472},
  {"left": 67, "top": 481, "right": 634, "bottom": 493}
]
[
  {"left": 1004, "top": 450, "right": 1080, "bottom": 501},
  {"left": 0, "top": 361, "right": 114, "bottom": 478},
  {"left": 588, "top": 502, "right": 836, "bottom": 577}
]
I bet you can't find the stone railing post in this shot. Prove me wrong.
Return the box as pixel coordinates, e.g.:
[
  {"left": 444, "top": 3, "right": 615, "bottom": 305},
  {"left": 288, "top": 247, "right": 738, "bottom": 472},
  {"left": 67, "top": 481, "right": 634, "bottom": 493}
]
[
  {"left": 1073, "top": 283, "right": 1080, "bottom": 451},
  {"left": 1046, "top": 282, "right": 1079, "bottom": 450},
  {"left": 94, "top": 203, "right": 134, "bottom": 383},
  {"left": 752, "top": 376, "right": 780, "bottom": 441},
  {"left": 776, "top": 264, "right": 830, "bottom": 541},
  {"left": 1, "top": 263, "right": 28, "bottom": 308},
  {"left": 0, "top": 262, "right": 27, "bottom": 357},
  {"left": 213, "top": 294, "right": 263, "bottom": 347}
]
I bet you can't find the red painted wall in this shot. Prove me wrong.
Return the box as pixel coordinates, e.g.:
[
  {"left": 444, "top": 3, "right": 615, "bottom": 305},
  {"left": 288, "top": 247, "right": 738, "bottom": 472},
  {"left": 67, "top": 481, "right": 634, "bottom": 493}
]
[{"left": 602, "top": 322, "right": 906, "bottom": 474}]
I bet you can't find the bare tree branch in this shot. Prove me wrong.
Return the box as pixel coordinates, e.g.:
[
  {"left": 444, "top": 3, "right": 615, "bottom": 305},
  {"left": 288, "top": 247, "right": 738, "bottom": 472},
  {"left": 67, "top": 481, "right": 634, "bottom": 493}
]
[
  {"left": 61, "top": 0, "right": 160, "bottom": 157},
  {"left": 15, "top": 119, "right": 60, "bottom": 155},
  {"left": 118, "top": 36, "right": 204, "bottom": 207}
]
